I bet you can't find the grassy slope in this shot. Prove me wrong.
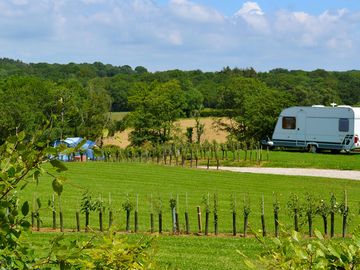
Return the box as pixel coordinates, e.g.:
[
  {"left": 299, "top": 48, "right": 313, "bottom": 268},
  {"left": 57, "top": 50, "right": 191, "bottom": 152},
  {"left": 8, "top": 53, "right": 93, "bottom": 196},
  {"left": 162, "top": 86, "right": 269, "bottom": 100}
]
[{"left": 20, "top": 161, "right": 360, "bottom": 269}]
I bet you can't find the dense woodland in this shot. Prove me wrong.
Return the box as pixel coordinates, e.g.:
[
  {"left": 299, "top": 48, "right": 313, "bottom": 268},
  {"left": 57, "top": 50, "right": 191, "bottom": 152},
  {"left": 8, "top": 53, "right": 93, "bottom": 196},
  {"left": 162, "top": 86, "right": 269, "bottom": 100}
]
[{"left": 1, "top": 58, "right": 360, "bottom": 145}]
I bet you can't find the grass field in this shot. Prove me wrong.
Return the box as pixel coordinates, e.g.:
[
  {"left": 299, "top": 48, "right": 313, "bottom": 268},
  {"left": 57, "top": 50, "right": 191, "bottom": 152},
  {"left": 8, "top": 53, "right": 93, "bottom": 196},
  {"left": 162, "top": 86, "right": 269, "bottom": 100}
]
[
  {"left": 221, "top": 150, "right": 360, "bottom": 170},
  {"left": 18, "top": 159, "right": 360, "bottom": 269},
  {"left": 29, "top": 232, "right": 264, "bottom": 270}
]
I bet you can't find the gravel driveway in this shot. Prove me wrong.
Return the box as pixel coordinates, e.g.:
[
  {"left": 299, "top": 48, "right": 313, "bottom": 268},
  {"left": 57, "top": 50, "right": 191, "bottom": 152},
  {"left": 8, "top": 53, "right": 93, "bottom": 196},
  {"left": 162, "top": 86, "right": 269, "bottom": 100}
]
[{"left": 200, "top": 166, "right": 360, "bottom": 181}]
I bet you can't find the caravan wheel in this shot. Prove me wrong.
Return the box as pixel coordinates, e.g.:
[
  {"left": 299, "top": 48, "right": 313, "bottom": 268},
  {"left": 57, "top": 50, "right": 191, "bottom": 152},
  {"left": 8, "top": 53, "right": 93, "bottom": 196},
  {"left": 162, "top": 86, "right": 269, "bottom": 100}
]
[{"left": 309, "top": 145, "right": 318, "bottom": 153}]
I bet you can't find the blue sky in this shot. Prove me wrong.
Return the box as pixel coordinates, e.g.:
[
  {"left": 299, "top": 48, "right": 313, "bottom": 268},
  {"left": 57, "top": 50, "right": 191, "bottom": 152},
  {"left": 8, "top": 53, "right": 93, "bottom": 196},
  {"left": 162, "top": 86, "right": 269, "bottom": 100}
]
[{"left": 0, "top": 0, "right": 359, "bottom": 71}]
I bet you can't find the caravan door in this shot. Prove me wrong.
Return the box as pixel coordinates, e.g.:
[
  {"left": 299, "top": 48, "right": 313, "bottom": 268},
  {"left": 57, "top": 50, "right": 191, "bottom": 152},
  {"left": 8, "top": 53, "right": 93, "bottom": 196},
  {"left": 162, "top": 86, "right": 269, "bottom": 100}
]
[{"left": 296, "top": 110, "right": 306, "bottom": 147}]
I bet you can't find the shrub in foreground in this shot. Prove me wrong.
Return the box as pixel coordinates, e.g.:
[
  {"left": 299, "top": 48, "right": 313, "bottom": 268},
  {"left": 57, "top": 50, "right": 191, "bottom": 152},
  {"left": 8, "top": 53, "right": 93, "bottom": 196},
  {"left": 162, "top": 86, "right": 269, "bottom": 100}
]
[{"left": 239, "top": 227, "right": 360, "bottom": 269}]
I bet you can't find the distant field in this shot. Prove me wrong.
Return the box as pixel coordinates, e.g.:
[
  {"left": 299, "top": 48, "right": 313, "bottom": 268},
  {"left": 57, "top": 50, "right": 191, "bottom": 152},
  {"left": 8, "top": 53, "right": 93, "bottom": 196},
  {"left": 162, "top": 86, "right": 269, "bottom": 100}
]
[{"left": 104, "top": 116, "right": 230, "bottom": 148}]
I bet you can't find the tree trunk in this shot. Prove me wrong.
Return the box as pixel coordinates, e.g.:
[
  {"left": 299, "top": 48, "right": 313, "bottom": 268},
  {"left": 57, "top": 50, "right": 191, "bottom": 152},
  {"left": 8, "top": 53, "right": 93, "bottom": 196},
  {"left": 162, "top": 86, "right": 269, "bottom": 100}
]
[
  {"left": 232, "top": 212, "right": 237, "bottom": 236},
  {"left": 274, "top": 211, "right": 279, "bottom": 238},
  {"left": 185, "top": 212, "right": 189, "bottom": 234},
  {"left": 243, "top": 214, "right": 248, "bottom": 238},
  {"left": 294, "top": 209, "right": 299, "bottom": 232},
  {"left": 126, "top": 210, "right": 130, "bottom": 231},
  {"left": 261, "top": 214, "right": 266, "bottom": 237},
  {"left": 308, "top": 213, "right": 313, "bottom": 237},
  {"left": 52, "top": 210, "right": 56, "bottom": 229},
  {"left": 159, "top": 213, "right": 162, "bottom": 234},
  {"left": 99, "top": 210, "right": 103, "bottom": 232},
  {"left": 342, "top": 209, "right": 348, "bottom": 238},
  {"left": 134, "top": 211, "right": 139, "bottom": 233},
  {"left": 330, "top": 211, "right": 335, "bottom": 238},
  {"left": 76, "top": 212, "right": 80, "bottom": 232},
  {"left": 85, "top": 211, "right": 89, "bottom": 232},
  {"left": 322, "top": 215, "right": 328, "bottom": 236},
  {"left": 60, "top": 212, "right": 64, "bottom": 232},
  {"left": 109, "top": 210, "right": 113, "bottom": 229},
  {"left": 197, "top": 206, "right": 202, "bottom": 233},
  {"left": 205, "top": 211, "right": 209, "bottom": 236},
  {"left": 214, "top": 213, "right": 218, "bottom": 235}
]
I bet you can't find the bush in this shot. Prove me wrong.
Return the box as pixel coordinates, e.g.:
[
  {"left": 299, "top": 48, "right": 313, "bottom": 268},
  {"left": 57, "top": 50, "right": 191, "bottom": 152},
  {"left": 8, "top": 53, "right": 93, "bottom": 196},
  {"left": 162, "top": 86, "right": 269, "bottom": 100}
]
[
  {"left": 239, "top": 227, "right": 360, "bottom": 269},
  {"left": 199, "top": 108, "right": 231, "bottom": 117}
]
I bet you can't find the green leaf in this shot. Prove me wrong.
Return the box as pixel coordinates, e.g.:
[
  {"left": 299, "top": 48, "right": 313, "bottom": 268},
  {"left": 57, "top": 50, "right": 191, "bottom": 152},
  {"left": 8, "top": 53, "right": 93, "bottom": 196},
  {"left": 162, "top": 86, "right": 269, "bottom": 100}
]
[
  {"left": 314, "top": 229, "right": 324, "bottom": 240},
  {"left": 243, "top": 259, "right": 256, "bottom": 269},
  {"left": 21, "top": 201, "right": 29, "bottom": 216},
  {"left": 17, "top": 131, "right": 26, "bottom": 141},
  {"left": 33, "top": 170, "right": 41, "bottom": 186},
  {"left": 45, "top": 147, "right": 58, "bottom": 155},
  {"left": 20, "top": 220, "right": 31, "bottom": 230},
  {"left": 52, "top": 177, "right": 64, "bottom": 196},
  {"left": 36, "top": 198, "right": 42, "bottom": 209},
  {"left": 50, "top": 159, "right": 68, "bottom": 172},
  {"left": 328, "top": 246, "right": 341, "bottom": 259},
  {"left": 20, "top": 182, "right": 28, "bottom": 190},
  {"left": 292, "top": 230, "right": 300, "bottom": 242},
  {"left": 102, "top": 128, "right": 109, "bottom": 138}
]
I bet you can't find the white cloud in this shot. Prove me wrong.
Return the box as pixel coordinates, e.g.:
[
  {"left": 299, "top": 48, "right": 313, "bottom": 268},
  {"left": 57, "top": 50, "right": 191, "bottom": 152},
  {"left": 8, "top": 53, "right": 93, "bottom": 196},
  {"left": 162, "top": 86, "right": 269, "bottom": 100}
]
[
  {"left": 236, "top": 1, "right": 264, "bottom": 16},
  {"left": 234, "top": 2, "right": 269, "bottom": 33},
  {"left": 170, "top": 0, "right": 224, "bottom": 23},
  {"left": 274, "top": 8, "right": 354, "bottom": 49}
]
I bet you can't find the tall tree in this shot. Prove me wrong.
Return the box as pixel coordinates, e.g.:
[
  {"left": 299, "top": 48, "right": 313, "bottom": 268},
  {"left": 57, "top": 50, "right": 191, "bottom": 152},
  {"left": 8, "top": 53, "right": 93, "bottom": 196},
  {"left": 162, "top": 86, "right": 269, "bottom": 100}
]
[
  {"left": 128, "top": 80, "right": 186, "bottom": 145},
  {"left": 217, "top": 77, "right": 290, "bottom": 141}
]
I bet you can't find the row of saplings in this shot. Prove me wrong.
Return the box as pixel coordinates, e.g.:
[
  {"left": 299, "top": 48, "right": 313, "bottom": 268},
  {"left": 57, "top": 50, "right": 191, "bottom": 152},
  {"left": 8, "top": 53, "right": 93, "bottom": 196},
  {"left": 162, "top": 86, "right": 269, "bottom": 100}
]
[
  {"left": 31, "top": 191, "right": 353, "bottom": 238},
  {"left": 101, "top": 140, "right": 268, "bottom": 166}
]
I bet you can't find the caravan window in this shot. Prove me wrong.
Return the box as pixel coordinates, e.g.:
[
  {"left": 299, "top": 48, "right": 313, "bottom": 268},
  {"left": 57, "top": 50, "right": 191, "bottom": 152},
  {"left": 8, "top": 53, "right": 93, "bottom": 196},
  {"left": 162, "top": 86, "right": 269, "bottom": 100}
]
[
  {"left": 282, "top": 117, "right": 296, "bottom": 129},
  {"left": 339, "top": 118, "right": 349, "bottom": 132}
]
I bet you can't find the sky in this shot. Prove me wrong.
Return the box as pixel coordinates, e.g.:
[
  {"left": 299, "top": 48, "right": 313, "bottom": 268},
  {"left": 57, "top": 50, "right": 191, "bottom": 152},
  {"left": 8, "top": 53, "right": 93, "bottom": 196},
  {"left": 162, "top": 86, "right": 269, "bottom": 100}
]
[{"left": 0, "top": 0, "right": 360, "bottom": 72}]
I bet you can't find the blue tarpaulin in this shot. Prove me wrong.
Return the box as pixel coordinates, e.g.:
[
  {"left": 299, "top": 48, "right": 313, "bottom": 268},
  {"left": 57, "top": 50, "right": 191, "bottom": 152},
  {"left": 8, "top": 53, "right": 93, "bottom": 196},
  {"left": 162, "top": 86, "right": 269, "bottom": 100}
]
[{"left": 53, "top": 137, "right": 96, "bottom": 161}]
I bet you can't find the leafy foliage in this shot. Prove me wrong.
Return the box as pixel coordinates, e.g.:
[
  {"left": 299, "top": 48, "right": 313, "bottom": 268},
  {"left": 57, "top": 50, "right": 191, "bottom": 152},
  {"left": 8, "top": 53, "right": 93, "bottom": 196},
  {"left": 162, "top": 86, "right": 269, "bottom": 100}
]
[
  {"left": 0, "top": 130, "right": 155, "bottom": 269},
  {"left": 128, "top": 80, "right": 186, "bottom": 145},
  {"left": 240, "top": 227, "right": 360, "bottom": 270}
]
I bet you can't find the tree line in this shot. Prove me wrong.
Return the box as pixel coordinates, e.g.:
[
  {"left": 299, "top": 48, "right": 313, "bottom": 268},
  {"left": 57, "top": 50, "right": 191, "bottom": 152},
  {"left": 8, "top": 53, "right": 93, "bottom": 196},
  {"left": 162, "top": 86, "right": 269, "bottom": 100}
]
[{"left": 1, "top": 58, "right": 360, "bottom": 145}]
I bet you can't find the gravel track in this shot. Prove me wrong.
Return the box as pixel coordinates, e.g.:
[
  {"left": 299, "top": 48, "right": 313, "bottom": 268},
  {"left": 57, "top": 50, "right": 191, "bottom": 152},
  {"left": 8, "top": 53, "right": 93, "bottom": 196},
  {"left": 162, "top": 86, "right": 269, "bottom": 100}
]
[{"left": 200, "top": 166, "right": 360, "bottom": 181}]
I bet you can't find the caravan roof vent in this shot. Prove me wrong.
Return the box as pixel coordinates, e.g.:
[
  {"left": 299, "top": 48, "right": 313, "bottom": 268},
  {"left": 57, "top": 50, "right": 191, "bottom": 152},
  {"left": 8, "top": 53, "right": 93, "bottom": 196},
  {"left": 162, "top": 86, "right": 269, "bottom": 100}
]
[
  {"left": 337, "top": 105, "right": 352, "bottom": 108},
  {"left": 312, "top": 105, "right": 325, "bottom": 107}
]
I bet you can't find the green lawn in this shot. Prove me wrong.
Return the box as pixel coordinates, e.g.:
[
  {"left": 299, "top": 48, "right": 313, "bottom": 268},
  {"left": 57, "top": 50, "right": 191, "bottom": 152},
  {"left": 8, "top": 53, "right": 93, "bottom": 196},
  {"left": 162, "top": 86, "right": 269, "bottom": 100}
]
[
  {"left": 21, "top": 162, "right": 360, "bottom": 232},
  {"left": 218, "top": 149, "right": 360, "bottom": 170},
  {"left": 19, "top": 161, "right": 360, "bottom": 269},
  {"left": 29, "top": 232, "right": 264, "bottom": 270},
  {"left": 265, "top": 150, "right": 360, "bottom": 170}
]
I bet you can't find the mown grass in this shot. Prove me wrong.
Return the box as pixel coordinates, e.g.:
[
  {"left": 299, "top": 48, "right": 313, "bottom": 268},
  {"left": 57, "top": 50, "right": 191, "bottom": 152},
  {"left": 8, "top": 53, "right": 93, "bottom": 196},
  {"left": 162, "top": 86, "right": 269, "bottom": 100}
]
[
  {"left": 29, "top": 232, "right": 264, "bottom": 270},
  {"left": 20, "top": 162, "right": 360, "bottom": 232},
  {"left": 18, "top": 161, "right": 360, "bottom": 269},
  {"left": 216, "top": 149, "right": 360, "bottom": 170}
]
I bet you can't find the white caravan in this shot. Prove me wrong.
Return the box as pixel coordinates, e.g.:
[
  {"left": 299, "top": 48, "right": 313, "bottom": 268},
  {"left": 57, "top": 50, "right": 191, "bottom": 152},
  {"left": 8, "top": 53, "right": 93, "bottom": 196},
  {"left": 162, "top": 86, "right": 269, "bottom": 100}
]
[{"left": 269, "top": 105, "right": 360, "bottom": 152}]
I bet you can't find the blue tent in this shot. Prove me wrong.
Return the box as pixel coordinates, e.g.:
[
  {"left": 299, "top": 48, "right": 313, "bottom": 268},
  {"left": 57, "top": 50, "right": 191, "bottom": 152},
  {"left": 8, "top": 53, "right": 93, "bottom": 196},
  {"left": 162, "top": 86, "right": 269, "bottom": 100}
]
[{"left": 54, "top": 137, "right": 97, "bottom": 161}]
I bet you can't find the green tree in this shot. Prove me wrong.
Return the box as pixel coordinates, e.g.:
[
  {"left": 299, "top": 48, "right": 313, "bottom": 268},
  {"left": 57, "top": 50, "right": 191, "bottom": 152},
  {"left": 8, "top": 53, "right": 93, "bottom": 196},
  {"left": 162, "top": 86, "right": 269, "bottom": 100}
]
[
  {"left": 128, "top": 80, "right": 186, "bottom": 145},
  {"left": 217, "top": 77, "right": 290, "bottom": 141}
]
